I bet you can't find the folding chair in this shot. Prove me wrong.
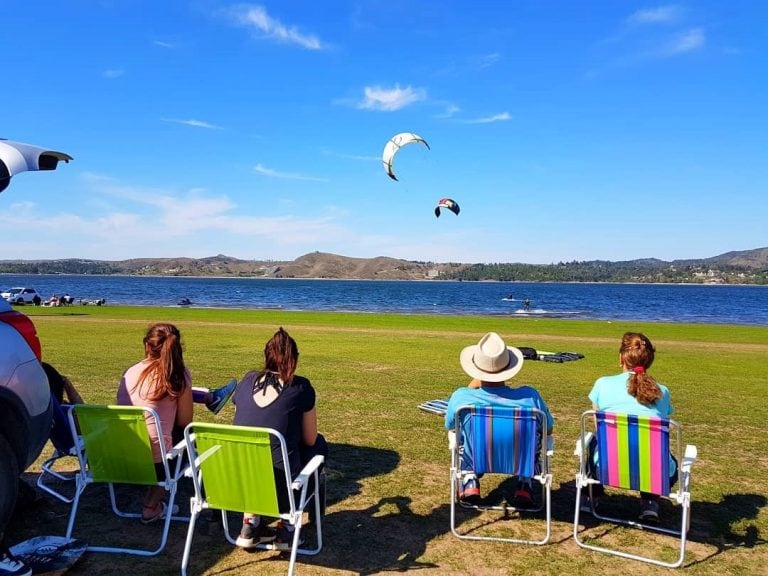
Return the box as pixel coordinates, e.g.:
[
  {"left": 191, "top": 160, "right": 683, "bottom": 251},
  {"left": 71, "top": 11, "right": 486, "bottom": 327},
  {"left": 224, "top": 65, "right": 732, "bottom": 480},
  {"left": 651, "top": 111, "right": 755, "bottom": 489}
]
[
  {"left": 450, "top": 404, "right": 553, "bottom": 545},
  {"left": 573, "top": 410, "right": 698, "bottom": 568},
  {"left": 64, "top": 404, "right": 186, "bottom": 555},
  {"left": 181, "top": 422, "right": 324, "bottom": 576},
  {"left": 37, "top": 403, "right": 79, "bottom": 503}
]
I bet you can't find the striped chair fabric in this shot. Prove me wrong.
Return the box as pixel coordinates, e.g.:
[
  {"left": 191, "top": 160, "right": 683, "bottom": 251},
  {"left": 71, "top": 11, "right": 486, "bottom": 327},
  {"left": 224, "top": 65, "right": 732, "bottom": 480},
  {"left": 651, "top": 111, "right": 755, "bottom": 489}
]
[
  {"left": 466, "top": 405, "right": 540, "bottom": 477},
  {"left": 594, "top": 411, "right": 671, "bottom": 496}
]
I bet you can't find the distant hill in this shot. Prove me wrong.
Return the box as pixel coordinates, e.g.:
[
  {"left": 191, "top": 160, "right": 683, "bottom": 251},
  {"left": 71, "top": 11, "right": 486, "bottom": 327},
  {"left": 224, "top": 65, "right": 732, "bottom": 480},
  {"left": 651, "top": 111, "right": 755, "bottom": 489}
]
[{"left": 0, "top": 248, "right": 766, "bottom": 284}]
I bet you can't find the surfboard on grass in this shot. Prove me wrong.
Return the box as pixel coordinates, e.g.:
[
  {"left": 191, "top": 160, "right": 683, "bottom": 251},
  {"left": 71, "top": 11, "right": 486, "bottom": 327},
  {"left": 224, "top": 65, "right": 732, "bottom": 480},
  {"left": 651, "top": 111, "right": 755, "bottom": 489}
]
[{"left": 10, "top": 536, "right": 86, "bottom": 575}]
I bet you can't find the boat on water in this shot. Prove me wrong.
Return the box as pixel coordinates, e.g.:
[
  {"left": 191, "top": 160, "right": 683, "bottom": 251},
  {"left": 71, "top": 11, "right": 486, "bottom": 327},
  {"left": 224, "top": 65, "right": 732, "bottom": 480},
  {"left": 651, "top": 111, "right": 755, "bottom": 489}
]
[{"left": 177, "top": 297, "right": 192, "bottom": 306}]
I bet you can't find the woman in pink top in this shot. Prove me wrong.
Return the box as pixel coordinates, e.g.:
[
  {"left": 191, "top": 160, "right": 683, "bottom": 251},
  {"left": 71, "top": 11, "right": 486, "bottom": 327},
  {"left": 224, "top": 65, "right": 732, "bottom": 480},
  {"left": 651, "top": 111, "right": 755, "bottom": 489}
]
[{"left": 118, "top": 322, "right": 193, "bottom": 523}]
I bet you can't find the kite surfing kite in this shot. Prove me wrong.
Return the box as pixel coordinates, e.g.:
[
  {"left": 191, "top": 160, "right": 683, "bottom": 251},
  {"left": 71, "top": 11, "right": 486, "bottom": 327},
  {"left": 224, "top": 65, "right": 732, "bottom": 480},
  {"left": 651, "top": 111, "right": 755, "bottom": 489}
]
[
  {"left": 0, "top": 139, "right": 72, "bottom": 193},
  {"left": 434, "top": 197, "right": 460, "bottom": 218},
  {"left": 382, "top": 132, "right": 430, "bottom": 181}
]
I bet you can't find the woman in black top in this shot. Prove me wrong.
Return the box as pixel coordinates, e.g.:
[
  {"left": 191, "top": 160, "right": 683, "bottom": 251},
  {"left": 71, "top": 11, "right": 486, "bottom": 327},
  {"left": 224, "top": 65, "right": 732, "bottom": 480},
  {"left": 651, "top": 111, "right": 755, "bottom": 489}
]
[{"left": 232, "top": 327, "right": 327, "bottom": 548}]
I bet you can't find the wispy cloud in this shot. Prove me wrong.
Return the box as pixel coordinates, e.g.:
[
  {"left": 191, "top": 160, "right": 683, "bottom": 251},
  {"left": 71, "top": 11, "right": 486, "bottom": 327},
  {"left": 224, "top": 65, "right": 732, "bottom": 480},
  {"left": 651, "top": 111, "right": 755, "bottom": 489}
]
[
  {"left": 657, "top": 28, "right": 706, "bottom": 57},
  {"left": 321, "top": 150, "right": 378, "bottom": 162},
  {"left": 228, "top": 4, "right": 325, "bottom": 50},
  {"left": 460, "top": 112, "right": 512, "bottom": 124},
  {"left": 356, "top": 84, "right": 427, "bottom": 111},
  {"left": 478, "top": 52, "right": 501, "bottom": 68},
  {"left": 434, "top": 103, "right": 460, "bottom": 120},
  {"left": 102, "top": 69, "right": 124, "bottom": 79},
  {"left": 161, "top": 118, "right": 223, "bottom": 130},
  {"left": 627, "top": 5, "right": 683, "bottom": 26},
  {"left": 254, "top": 163, "right": 329, "bottom": 182},
  {"left": 153, "top": 40, "right": 177, "bottom": 49}
]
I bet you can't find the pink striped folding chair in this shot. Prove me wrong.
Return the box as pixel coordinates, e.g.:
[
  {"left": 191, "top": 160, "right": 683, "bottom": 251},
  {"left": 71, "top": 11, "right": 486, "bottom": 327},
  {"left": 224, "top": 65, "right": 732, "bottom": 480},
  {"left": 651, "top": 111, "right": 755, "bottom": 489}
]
[
  {"left": 573, "top": 410, "right": 698, "bottom": 568},
  {"left": 450, "top": 404, "right": 553, "bottom": 545}
]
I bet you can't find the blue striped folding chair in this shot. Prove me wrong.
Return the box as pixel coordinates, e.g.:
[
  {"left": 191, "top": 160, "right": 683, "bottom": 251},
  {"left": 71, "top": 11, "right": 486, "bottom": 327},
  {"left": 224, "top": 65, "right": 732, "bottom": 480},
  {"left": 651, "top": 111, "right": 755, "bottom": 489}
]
[
  {"left": 450, "top": 404, "right": 553, "bottom": 545},
  {"left": 573, "top": 410, "right": 698, "bottom": 568}
]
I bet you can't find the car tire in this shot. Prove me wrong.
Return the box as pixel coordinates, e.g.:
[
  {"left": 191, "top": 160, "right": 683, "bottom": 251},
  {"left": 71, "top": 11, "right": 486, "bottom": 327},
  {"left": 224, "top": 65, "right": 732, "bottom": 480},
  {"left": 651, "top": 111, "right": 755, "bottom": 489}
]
[{"left": 0, "top": 433, "right": 20, "bottom": 535}]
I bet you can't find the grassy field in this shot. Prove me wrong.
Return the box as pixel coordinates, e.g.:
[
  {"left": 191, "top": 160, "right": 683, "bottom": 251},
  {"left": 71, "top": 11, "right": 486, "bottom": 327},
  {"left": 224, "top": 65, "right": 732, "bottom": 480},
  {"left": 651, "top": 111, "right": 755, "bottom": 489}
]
[{"left": 9, "top": 306, "right": 768, "bottom": 575}]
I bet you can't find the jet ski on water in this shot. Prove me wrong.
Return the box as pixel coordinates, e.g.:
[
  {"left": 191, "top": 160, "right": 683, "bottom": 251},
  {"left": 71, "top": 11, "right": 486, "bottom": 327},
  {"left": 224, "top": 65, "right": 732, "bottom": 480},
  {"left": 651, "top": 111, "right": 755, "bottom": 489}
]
[{"left": 177, "top": 297, "right": 192, "bottom": 306}]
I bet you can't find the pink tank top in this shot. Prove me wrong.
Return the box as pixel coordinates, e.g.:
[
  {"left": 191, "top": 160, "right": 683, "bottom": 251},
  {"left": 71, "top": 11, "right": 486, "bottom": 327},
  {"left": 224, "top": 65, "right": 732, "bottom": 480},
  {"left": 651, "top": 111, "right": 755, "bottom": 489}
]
[{"left": 118, "top": 360, "right": 190, "bottom": 462}]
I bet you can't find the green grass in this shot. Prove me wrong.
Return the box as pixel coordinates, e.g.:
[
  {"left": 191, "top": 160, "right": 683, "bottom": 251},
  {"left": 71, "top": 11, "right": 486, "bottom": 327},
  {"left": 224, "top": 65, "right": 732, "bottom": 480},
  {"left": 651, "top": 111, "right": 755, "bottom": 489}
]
[{"left": 12, "top": 306, "right": 768, "bottom": 575}]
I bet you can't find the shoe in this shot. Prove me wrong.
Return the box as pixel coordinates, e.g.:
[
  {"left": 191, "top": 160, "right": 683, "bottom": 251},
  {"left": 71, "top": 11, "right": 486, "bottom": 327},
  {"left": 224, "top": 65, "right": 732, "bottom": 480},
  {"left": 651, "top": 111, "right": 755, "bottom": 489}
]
[
  {"left": 236, "top": 519, "right": 277, "bottom": 548},
  {"left": 141, "top": 501, "right": 180, "bottom": 524},
  {"left": 207, "top": 378, "right": 237, "bottom": 415},
  {"left": 639, "top": 498, "right": 660, "bottom": 522},
  {"left": 275, "top": 521, "right": 304, "bottom": 551},
  {"left": 513, "top": 486, "right": 534, "bottom": 508},
  {"left": 458, "top": 472, "right": 480, "bottom": 501},
  {"left": 0, "top": 551, "right": 31, "bottom": 576}
]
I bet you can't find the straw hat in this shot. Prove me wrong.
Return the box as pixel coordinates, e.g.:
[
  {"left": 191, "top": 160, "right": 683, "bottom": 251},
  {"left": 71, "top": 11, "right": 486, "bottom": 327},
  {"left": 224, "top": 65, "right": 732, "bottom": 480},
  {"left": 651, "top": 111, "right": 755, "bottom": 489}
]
[{"left": 459, "top": 332, "right": 524, "bottom": 382}]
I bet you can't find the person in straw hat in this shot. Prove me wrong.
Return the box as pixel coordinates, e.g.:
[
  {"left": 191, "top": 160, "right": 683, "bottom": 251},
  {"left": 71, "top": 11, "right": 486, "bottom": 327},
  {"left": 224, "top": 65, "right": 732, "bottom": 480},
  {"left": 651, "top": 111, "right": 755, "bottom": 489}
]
[{"left": 445, "top": 332, "right": 554, "bottom": 505}]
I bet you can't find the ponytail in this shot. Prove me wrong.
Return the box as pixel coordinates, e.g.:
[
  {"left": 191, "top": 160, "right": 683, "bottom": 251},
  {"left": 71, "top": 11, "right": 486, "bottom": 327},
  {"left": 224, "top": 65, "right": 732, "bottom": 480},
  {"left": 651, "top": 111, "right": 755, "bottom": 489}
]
[
  {"left": 138, "top": 323, "right": 187, "bottom": 400},
  {"left": 620, "top": 332, "right": 662, "bottom": 406}
]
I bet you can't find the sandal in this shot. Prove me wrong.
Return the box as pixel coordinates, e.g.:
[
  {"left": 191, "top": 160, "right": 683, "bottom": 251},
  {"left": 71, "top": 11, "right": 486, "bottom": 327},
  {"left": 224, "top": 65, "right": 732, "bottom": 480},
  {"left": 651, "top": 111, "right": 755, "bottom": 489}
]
[{"left": 141, "top": 501, "right": 179, "bottom": 524}]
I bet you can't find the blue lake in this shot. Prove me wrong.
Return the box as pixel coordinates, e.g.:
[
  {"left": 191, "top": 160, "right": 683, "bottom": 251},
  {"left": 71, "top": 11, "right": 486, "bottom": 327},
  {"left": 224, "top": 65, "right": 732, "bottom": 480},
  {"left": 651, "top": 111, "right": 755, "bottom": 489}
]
[{"left": 2, "top": 274, "right": 767, "bottom": 326}]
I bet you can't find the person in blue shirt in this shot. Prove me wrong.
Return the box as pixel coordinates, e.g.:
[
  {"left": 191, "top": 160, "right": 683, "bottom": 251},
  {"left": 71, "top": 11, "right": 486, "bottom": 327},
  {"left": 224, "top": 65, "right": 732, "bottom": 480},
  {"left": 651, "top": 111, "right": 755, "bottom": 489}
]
[
  {"left": 445, "top": 332, "right": 554, "bottom": 506},
  {"left": 586, "top": 331, "right": 676, "bottom": 522}
]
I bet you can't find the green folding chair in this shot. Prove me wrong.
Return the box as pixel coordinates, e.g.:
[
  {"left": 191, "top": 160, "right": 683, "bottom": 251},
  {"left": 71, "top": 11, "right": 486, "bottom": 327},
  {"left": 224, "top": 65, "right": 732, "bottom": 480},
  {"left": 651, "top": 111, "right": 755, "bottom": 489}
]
[
  {"left": 65, "top": 404, "right": 187, "bottom": 555},
  {"left": 450, "top": 405, "right": 553, "bottom": 545},
  {"left": 573, "top": 410, "right": 698, "bottom": 568},
  {"left": 181, "top": 422, "right": 324, "bottom": 576}
]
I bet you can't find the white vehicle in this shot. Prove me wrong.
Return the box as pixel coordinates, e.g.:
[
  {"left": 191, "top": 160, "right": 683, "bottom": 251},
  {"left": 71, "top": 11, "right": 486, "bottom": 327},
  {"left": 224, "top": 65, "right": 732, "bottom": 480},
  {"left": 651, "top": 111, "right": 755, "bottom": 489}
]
[
  {"left": 0, "top": 138, "right": 70, "bottom": 543},
  {"left": 1, "top": 287, "right": 42, "bottom": 305}
]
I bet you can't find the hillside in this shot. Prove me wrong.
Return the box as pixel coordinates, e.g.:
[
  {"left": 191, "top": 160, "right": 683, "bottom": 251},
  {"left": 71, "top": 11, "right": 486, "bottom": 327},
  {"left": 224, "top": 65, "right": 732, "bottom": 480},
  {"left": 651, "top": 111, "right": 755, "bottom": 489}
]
[{"left": 0, "top": 248, "right": 766, "bottom": 284}]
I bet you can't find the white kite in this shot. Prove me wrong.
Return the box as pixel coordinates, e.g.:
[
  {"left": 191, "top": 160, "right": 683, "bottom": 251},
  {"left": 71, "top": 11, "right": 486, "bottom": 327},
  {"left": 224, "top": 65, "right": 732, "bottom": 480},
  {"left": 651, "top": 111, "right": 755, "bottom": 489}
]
[
  {"left": 381, "top": 132, "right": 430, "bottom": 181},
  {"left": 0, "top": 139, "right": 73, "bottom": 193}
]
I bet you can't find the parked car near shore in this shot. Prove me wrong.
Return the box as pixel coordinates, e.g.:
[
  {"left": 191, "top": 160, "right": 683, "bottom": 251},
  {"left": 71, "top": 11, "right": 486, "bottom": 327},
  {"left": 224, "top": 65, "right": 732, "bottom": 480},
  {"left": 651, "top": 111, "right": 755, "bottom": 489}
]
[{"left": 1, "top": 287, "right": 42, "bottom": 306}]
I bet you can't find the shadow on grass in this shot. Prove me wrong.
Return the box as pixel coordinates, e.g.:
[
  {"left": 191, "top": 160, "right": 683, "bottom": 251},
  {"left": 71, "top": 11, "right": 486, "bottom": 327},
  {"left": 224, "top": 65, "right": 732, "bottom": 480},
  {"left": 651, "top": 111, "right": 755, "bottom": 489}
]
[
  {"left": 325, "top": 442, "right": 400, "bottom": 507},
  {"left": 557, "top": 478, "right": 767, "bottom": 566}
]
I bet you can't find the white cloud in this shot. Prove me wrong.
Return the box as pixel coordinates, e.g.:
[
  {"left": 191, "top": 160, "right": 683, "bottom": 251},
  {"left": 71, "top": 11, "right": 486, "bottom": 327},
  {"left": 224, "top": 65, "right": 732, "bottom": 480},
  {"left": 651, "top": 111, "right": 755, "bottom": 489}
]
[
  {"left": 434, "top": 103, "right": 461, "bottom": 119},
  {"left": 627, "top": 5, "right": 683, "bottom": 25},
  {"left": 161, "top": 118, "right": 223, "bottom": 129},
  {"left": 659, "top": 28, "right": 705, "bottom": 56},
  {"left": 254, "top": 163, "right": 329, "bottom": 182},
  {"left": 153, "top": 40, "right": 176, "bottom": 49},
  {"left": 229, "top": 4, "right": 325, "bottom": 50},
  {"left": 478, "top": 52, "right": 501, "bottom": 68},
  {"left": 102, "top": 69, "right": 124, "bottom": 79},
  {"left": 461, "top": 112, "right": 512, "bottom": 124},
  {"left": 357, "top": 84, "right": 427, "bottom": 111},
  {"left": 321, "top": 150, "right": 379, "bottom": 162}
]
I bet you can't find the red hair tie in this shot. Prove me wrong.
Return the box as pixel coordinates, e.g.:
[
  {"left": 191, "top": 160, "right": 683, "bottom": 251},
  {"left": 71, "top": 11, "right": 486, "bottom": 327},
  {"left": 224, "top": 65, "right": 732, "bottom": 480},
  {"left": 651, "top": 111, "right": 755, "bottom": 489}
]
[{"left": 632, "top": 366, "right": 645, "bottom": 374}]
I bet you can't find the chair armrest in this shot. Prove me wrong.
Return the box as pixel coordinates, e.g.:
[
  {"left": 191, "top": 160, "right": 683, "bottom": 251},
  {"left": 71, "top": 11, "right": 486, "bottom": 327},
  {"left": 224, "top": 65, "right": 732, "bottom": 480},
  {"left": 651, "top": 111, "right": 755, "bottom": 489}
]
[
  {"left": 681, "top": 444, "right": 698, "bottom": 472},
  {"left": 574, "top": 432, "right": 593, "bottom": 457},
  {"left": 292, "top": 455, "right": 325, "bottom": 490},
  {"left": 167, "top": 438, "right": 187, "bottom": 461},
  {"left": 448, "top": 430, "right": 457, "bottom": 451}
]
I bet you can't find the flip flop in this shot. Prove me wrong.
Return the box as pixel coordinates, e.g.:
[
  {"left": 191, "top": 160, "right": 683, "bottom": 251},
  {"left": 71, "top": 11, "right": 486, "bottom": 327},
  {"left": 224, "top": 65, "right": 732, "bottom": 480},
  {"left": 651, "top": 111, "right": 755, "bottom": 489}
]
[{"left": 141, "top": 501, "right": 179, "bottom": 524}]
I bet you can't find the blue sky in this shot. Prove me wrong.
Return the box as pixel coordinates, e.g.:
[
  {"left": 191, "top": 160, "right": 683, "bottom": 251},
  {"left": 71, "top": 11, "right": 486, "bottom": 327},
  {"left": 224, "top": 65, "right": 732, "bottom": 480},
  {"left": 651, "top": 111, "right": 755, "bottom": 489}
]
[{"left": 1, "top": 1, "right": 765, "bottom": 264}]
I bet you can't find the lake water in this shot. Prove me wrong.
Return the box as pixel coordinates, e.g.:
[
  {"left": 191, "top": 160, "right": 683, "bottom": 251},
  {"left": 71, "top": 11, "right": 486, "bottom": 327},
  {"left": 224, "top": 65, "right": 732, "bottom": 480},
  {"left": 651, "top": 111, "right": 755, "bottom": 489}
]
[{"left": 2, "top": 274, "right": 767, "bottom": 326}]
